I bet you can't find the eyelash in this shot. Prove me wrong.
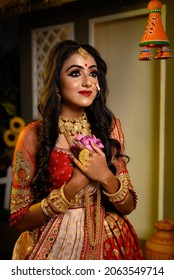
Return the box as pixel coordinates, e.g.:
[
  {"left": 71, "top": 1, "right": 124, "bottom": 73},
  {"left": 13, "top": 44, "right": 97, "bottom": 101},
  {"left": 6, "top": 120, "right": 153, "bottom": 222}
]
[{"left": 68, "top": 70, "right": 98, "bottom": 78}]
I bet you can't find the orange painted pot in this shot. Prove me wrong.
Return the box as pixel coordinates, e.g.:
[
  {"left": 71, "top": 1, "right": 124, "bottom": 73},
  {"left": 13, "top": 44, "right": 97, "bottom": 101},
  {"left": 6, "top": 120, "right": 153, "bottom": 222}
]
[{"left": 144, "top": 219, "right": 174, "bottom": 260}]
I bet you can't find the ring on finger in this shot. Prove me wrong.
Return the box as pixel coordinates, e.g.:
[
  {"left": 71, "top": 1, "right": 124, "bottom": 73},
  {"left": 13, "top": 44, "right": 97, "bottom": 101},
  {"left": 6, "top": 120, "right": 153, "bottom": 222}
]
[{"left": 78, "top": 148, "right": 90, "bottom": 167}]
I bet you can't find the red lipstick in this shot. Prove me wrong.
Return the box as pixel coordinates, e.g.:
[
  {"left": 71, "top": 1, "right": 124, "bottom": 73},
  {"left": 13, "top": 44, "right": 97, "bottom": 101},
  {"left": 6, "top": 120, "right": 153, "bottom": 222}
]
[{"left": 78, "top": 90, "right": 92, "bottom": 96}]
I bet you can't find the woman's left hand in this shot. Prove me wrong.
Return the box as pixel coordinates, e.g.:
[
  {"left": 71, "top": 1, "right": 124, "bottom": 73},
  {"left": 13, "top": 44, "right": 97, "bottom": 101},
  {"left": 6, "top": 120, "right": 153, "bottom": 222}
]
[{"left": 73, "top": 141, "right": 111, "bottom": 183}]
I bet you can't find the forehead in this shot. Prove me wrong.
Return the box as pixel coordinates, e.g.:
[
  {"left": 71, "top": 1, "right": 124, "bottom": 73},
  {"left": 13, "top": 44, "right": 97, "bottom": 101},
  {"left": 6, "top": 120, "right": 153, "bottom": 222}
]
[{"left": 62, "top": 52, "right": 97, "bottom": 69}]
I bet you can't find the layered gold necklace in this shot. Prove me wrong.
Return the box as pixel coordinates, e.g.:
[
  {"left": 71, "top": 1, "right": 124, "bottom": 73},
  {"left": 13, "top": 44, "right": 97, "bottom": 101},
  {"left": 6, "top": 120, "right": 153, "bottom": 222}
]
[
  {"left": 85, "top": 184, "right": 101, "bottom": 248},
  {"left": 58, "top": 112, "right": 91, "bottom": 147},
  {"left": 58, "top": 112, "right": 91, "bottom": 136},
  {"left": 58, "top": 112, "right": 101, "bottom": 248}
]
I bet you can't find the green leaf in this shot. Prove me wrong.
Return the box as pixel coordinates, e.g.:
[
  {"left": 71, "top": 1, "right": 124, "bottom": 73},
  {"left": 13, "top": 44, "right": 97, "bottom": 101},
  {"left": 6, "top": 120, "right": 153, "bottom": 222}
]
[{"left": 0, "top": 102, "right": 16, "bottom": 116}]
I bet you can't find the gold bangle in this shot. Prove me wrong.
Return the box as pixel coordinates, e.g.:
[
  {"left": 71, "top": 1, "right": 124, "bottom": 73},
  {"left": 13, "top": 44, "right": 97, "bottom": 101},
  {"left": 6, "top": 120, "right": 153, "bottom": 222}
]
[
  {"left": 60, "top": 184, "right": 75, "bottom": 206},
  {"left": 41, "top": 197, "right": 58, "bottom": 217},
  {"left": 48, "top": 184, "right": 74, "bottom": 213},
  {"left": 102, "top": 174, "right": 130, "bottom": 205}
]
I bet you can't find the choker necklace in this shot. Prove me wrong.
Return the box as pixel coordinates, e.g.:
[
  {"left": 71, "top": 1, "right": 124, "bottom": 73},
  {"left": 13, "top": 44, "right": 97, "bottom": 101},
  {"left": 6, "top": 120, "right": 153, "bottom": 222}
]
[{"left": 58, "top": 112, "right": 91, "bottom": 137}]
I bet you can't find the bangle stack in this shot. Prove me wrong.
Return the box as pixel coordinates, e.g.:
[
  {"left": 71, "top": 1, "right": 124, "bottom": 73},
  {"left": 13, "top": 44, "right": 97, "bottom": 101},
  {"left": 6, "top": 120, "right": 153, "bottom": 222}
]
[
  {"left": 48, "top": 184, "right": 74, "bottom": 213},
  {"left": 41, "top": 184, "right": 74, "bottom": 217},
  {"left": 41, "top": 197, "right": 58, "bottom": 218},
  {"left": 102, "top": 174, "right": 130, "bottom": 205}
]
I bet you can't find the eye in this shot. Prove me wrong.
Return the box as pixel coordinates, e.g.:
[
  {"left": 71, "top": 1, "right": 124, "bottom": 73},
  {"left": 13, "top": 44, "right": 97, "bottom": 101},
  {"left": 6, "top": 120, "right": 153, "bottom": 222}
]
[
  {"left": 68, "top": 70, "right": 81, "bottom": 77},
  {"left": 89, "top": 70, "right": 98, "bottom": 78}
]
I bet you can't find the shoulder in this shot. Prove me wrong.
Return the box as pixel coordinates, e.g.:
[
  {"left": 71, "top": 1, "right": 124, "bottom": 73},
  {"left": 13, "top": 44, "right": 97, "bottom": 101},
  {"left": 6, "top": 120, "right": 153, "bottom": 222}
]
[
  {"left": 16, "top": 120, "right": 41, "bottom": 151},
  {"left": 110, "top": 118, "right": 125, "bottom": 151},
  {"left": 110, "top": 118, "right": 124, "bottom": 139},
  {"left": 20, "top": 120, "right": 40, "bottom": 136}
]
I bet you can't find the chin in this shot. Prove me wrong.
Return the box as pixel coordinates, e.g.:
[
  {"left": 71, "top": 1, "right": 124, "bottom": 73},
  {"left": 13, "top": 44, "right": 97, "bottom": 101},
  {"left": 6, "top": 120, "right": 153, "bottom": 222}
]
[
  {"left": 81, "top": 99, "right": 95, "bottom": 107},
  {"left": 81, "top": 102, "right": 93, "bottom": 108}
]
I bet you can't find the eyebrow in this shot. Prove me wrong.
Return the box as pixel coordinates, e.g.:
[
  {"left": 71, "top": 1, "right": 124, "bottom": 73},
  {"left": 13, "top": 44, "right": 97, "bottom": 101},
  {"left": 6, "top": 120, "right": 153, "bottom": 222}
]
[{"left": 66, "top": 64, "right": 97, "bottom": 72}]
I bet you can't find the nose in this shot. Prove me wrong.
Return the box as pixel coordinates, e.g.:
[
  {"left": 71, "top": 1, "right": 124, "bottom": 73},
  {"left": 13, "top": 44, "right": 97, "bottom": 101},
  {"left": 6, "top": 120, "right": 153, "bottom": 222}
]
[{"left": 82, "top": 74, "right": 92, "bottom": 88}]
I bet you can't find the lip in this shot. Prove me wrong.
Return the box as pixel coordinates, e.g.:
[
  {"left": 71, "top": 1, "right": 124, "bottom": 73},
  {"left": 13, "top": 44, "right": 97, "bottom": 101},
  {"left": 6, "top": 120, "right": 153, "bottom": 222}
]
[{"left": 78, "top": 90, "right": 92, "bottom": 97}]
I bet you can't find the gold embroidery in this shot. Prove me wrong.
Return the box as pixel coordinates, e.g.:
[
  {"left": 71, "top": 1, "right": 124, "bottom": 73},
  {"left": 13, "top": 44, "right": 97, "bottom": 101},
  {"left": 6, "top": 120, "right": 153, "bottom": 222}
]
[
  {"left": 13, "top": 150, "right": 31, "bottom": 186},
  {"left": 10, "top": 187, "right": 34, "bottom": 213},
  {"left": 12, "top": 230, "right": 36, "bottom": 260}
]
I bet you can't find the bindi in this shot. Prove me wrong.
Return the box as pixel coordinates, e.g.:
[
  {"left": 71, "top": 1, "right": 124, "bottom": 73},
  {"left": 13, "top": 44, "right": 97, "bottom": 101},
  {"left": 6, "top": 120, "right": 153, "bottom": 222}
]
[{"left": 84, "top": 63, "right": 88, "bottom": 67}]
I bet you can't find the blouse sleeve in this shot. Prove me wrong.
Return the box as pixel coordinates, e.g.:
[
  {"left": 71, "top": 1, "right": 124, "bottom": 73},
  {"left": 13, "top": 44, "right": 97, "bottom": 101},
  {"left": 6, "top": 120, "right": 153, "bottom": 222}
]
[
  {"left": 111, "top": 118, "right": 138, "bottom": 208},
  {"left": 9, "top": 121, "right": 39, "bottom": 226}
]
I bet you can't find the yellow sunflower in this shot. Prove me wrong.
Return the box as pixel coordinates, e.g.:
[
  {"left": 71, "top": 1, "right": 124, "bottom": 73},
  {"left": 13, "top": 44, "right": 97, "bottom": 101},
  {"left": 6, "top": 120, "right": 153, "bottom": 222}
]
[
  {"left": 10, "top": 116, "right": 25, "bottom": 133},
  {"left": 3, "top": 129, "right": 19, "bottom": 147}
]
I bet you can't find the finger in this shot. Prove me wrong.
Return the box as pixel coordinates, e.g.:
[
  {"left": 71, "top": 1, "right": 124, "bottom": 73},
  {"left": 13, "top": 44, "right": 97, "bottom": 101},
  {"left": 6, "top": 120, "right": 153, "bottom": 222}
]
[
  {"left": 88, "top": 149, "right": 94, "bottom": 156},
  {"left": 73, "top": 157, "right": 86, "bottom": 173},
  {"left": 73, "top": 141, "right": 85, "bottom": 150},
  {"left": 89, "top": 141, "right": 104, "bottom": 155},
  {"left": 73, "top": 139, "right": 94, "bottom": 152}
]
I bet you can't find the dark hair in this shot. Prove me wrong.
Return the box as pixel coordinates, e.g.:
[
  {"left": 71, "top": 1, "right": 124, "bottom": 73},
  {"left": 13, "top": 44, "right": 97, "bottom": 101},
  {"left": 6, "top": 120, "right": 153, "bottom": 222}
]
[{"left": 31, "top": 40, "right": 127, "bottom": 201}]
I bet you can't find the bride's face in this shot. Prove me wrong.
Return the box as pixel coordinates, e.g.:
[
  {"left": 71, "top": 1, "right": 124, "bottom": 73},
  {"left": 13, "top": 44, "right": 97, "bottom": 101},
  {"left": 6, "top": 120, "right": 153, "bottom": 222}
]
[{"left": 59, "top": 52, "right": 99, "bottom": 113}]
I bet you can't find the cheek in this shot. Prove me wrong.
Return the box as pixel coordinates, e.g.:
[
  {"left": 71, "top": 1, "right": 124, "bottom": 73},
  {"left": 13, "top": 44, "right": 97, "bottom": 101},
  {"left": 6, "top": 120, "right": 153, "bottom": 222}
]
[
  {"left": 60, "top": 78, "right": 79, "bottom": 92},
  {"left": 60, "top": 81, "right": 79, "bottom": 101}
]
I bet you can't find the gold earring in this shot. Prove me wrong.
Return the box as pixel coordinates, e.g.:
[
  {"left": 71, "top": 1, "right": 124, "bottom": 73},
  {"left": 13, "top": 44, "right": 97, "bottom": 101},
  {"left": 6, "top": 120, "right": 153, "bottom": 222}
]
[
  {"left": 95, "top": 83, "right": 100, "bottom": 98},
  {"left": 56, "top": 88, "right": 61, "bottom": 101},
  {"left": 96, "top": 84, "right": 100, "bottom": 91}
]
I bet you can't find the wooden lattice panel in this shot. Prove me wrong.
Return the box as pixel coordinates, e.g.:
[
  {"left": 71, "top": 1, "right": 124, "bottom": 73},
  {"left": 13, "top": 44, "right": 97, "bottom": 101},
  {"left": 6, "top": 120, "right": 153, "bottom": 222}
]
[{"left": 31, "top": 23, "right": 74, "bottom": 119}]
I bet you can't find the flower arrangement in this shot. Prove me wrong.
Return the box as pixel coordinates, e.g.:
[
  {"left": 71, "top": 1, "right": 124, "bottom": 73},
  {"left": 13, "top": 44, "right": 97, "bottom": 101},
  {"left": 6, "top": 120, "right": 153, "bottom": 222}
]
[
  {"left": 72, "top": 134, "right": 104, "bottom": 152},
  {"left": 0, "top": 102, "right": 25, "bottom": 172},
  {"left": 3, "top": 116, "right": 25, "bottom": 147},
  {"left": 76, "top": 134, "right": 104, "bottom": 150}
]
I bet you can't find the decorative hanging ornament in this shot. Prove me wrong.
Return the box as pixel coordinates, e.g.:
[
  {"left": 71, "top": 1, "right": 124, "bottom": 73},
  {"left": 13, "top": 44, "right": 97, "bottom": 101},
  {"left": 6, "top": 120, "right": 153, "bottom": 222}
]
[{"left": 138, "top": 0, "right": 173, "bottom": 60}]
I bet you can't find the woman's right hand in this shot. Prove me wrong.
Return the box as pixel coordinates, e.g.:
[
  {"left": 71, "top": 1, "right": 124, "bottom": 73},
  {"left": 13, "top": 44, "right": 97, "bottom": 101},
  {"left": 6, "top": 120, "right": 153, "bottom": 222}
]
[
  {"left": 72, "top": 166, "right": 90, "bottom": 187},
  {"left": 63, "top": 166, "right": 90, "bottom": 202}
]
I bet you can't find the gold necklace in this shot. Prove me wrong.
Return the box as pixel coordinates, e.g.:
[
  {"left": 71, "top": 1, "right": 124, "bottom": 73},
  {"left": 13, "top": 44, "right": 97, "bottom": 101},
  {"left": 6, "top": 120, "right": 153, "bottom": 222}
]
[
  {"left": 59, "top": 113, "right": 101, "bottom": 247},
  {"left": 58, "top": 112, "right": 91, "bottom": 136},
  {"left": 84, "top": 184, "right": 101, "bottom": 248}
]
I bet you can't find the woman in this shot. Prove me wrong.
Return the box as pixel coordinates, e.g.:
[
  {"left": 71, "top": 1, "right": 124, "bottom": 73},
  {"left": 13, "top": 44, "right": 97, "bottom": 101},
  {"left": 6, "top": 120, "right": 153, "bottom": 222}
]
[{"left": 10, "top": 40, "right": 143, "bottom": 260}]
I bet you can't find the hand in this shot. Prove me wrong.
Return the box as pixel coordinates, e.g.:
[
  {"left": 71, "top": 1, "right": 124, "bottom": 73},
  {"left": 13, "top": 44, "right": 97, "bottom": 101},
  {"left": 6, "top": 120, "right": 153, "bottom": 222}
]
[
  {"left": 72, "top": 166, "right": 91, "bottom": 187},
  {"left": 73, "top": 141, "right": 111, "bottom": 183},
  {"left": 62, "top": 166, "right": 91, "bottom": 201}
]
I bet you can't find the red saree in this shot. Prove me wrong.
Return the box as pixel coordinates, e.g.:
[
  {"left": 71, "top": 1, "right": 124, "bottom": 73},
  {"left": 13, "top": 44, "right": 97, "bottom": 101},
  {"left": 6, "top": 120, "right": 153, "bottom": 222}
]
[{"left": 9, "top": 119, "right": 143, "bottom": 260}]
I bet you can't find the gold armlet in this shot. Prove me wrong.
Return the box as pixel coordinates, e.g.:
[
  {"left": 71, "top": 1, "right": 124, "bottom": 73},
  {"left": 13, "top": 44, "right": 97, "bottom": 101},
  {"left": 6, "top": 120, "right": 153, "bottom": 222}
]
[
  {"left": 102, "top": 174, "right": 130, "bottom": 205},
  {"left": 41, "top": 197, "right": 58, "bottom": 218},
  {"left": 48, "top": 184, "right": 75, "bottom": 213}
]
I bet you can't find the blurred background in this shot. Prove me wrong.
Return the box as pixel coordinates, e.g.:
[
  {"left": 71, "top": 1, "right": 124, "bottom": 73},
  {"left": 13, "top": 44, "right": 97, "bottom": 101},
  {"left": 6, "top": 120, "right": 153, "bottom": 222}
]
[{"left": 0, "top": 0, "right": 174, "bottom": 259}]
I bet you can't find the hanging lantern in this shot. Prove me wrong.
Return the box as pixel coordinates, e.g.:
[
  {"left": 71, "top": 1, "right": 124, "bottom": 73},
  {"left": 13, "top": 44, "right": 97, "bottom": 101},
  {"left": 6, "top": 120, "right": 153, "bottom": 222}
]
[
  {"left": 154, "top": 46, "right": 173, "bottom": 59},
  {"left": 138, "top": 47, "right": 152, "bottom": 60},
  {"left": 138, "top": 0, "right": 173, "bottom": 60}
]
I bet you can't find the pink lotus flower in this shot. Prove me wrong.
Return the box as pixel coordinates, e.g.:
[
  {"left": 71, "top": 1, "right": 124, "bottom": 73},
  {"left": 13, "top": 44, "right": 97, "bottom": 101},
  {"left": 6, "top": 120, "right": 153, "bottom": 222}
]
[{"left": 75, "top": 134, "right": 104, "bottom": 150}]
